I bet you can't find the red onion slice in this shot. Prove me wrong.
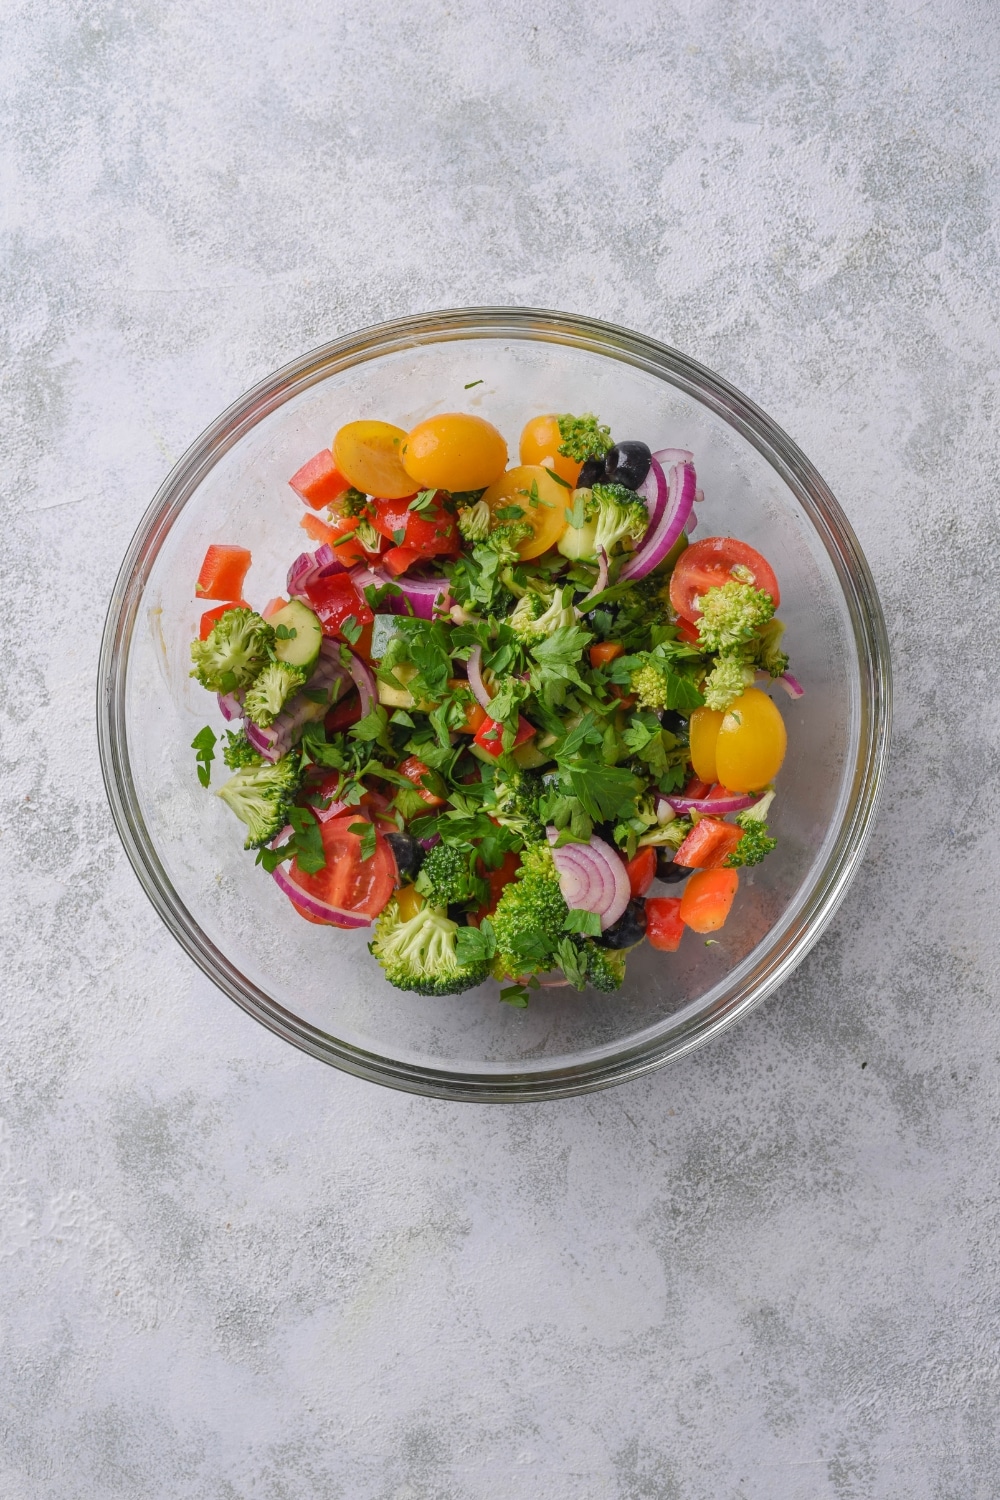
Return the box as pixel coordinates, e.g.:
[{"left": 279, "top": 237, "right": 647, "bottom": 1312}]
[
  {"left": 660, "top": 790, "right": 763, "bottom": 817},
  {"left": 466, "top": 645, "right": 492, "bottom": 710},
  {"left": 637, "top": 456, "right": 668, "bottom": 530},
  {"left": 547, "top": 830, "right": 630, "bottom": 930},
  {"left": 287, "top": 544, "right": 343, "bottom": 598},
  {"left": 271, "top": 862, "right": 372, "bottom": 927},
  {"left": 344, "top": 649, "right": 376, "bottom": 718},
  {"left": 618, "top": 461, "right": 697, "bottom": 582},
  {"left": 349, "top": 564, "right": 450, "bottom": 621},
  {"left": 654, "top": 447, "right": 694, "bottom": 467},
  {"left": 579, "top": 547, "right": 609, "bottom": 608},
  {"left": 779, "top": 672, "right": 805, "bottom": 699},
  {"left": 217, "top": 690, "right": 243, "bottom": 722}
]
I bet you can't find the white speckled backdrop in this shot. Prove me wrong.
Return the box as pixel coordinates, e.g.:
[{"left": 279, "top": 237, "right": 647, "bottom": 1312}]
[{"left": 2, "top": 1, "right": 998, "bottom": 1495}]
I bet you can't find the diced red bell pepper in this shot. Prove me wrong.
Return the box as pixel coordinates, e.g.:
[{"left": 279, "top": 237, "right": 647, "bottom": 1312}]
[
  {"left": 683, "top": 775, "right": 713, "bottom": 800},
  {"left": 261, "top": 596, "right": 287, "bottom": 620},
  {"left": 676, "top": 615, "right": 701, "bottom": 645},
  {"left": 195, "top": 544, "right": 252, "bottom": 601},
  {"left": 303, "top": 571, "right": 374, "bottom": 640},
  {"left": 288, "top": 450, "right": 353, "bottom": 511},
  {"left": 324, "top": 690, "right": 363, "bottom": 734},
  {"left": 646, "top": 896, "right": 685, "bottom": 951},
  {"left": 589, "top": 641, "right": 625, "bottom": 669},
  {"left": 371, "top": 495, "right": 459, "bottom": 557},
  {"left": 300, "top": 511, "right": 372, "bottom": 566},
  {"left": 459, "top": 699, "right": 489, "bottom": 734},
  {"left": 625, "top": 846, "right": 657, "bottom": 897},
  {"left": 473, "top": 714, "right": 537, "bottom": 758},
  {"left": 473, "top": 850, "right": 521, "bottom": 922},
  {"left": 353, "top": 620, "right": 374, "bottom": 660},
  {"left": 680, "top": 869, "right": 739, "bottom": 933},
  {"left": 398, "top": 755, "right": 447, "bottom": 808},
  {"left": 198, "top": 600, "right": 249, "bottom": 639},
  {"left": 383, "top": 544, "right": 423, "bottom": 577},
  {"left": 674, "top": 817, "right": 745, "bottom": 870}
]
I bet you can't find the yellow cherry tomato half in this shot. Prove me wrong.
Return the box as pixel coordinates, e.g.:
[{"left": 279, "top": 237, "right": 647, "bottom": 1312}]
[
  {"left": 481, "top": 465, "right": 569, "bottom": 560},
  {"left": 333, "top": 421, "right": 414, "bottom": 499},
  {"left": 714, "top": 688, "right": 787, "bottom": 793},
  {"left": 688, "top": 706, "right": 724, "bottom": 785},
  {"left": 518, "top": 414, "right": 582, "bottom": 488},
  {"left": 401, "top": 413, "right": 508, "bottom": 492}
]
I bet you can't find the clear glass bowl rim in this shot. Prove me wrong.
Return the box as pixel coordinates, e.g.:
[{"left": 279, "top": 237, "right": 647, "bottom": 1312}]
[{"left": 97, "top": 306, "right": 892, "bottom": 1102}]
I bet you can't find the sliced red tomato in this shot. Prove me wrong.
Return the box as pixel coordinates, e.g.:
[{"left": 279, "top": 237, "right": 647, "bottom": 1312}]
[
  {"left": 669, "top": 537, "right": 780, "bottom": 622},
  {"left": 680, "top": 868, "right": 739, "bottom": 933},
  {"left": 303, "top": 571, "right": 374, "bottom": 640},
  {"left": 398, "top": 755, "right": 447, "bottom": 808},
  {"left": 474, "top": 714, "right": 536, "bottom": 758},
  {"left": 625, "top": 846, "right": 657, "bottom": 897},
  {"left": 198, "top": 600, "right": 249, "bottom": 639},
  {"left": 289, "top": 450, "right": 353, "bottom": 511},
  {"left": 674, "top": 816, "right": 744, "bottom": 870},
  {"left": 589, "top": 641, "right": 625, "bottom": 669},
  {"left": 371, "top": 494, "right": 459, "bottom": 557},
  {"left": 646, "top": 896, "right": 685, "bottom": 951},
  {"left": 195, "top": 545, "right": 252, "bottom": 601},
  {"left": 288, "top": 813, "right": 395, "bottom": 925}
]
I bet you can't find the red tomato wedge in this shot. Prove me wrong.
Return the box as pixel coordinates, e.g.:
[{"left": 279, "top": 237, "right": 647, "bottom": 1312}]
[
  {"left": 198, "top": 601, "right": 249, "bottom": 639},
  {"left": 195, "top": 545, "right": 252, "bottom": 601},
  {"left": 288, "top": 450, "right": 353, "bottom": 511},
  {"left": 288, "top": 814, "right": 395, "bottom": 925},
  {"left": 669, "top": 537, "right": 780, "bottom": 622},
  {"left": 674, "top": 817, "right": 745, "bottom": 870},
  {"left": 646, "top": 896, "right": 685, "bottom": 951},
  {"left": 371, "top": 494, "right": 459, "bottom": 557},
  {"left": 625, "top": 846, "right": 657, "bottom": 897}
]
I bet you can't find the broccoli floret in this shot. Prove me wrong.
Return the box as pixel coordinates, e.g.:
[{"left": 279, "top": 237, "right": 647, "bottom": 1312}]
[
  {"left": 486, "top": 764, "right": 547, "bottom": 844},
  {"left": 215, "top": 755, "right": 302, "bottom": 849},
  {"left": 701, "top": 655, "right": 756, "bottom": 712},
  {"left": 629, "top": 657, "right": 679, "bottom": 713},
  {"left": 726, "top": 790, "right": 777, "bottom": 867},
  {"left": 491, "top": 843, "right": 569, "bottom": 977},
  {"left": 591, "top": 483, "right": 649, "bottom": 556},
  {"left": 695, "top": 581, "right": 775, "bottom": 653},
  {"left": 338, "top": 487, "right": 370, "bottom": 517},
  {"left": 243, "top": 661, "right": 307, "bottom": 728},
  {"left": 556, "top": 488, "right": 600, "bottom": 561},
  {"left": 637, "top": 816, "right": 692, "bottom": 851},
  {"left": 415, "top": 843, "right": 483, "bottom": 908},
  {"left": 222, "top": 727, "right": 264, "bottom": 769},
  {"left": 485, "top": 520, "right": 534, "bottom": 567},
  {"left": 557, "top": 412, "right": 613, "bottom": 462},
  {"left": 369, "top": 898, "right": 490, "bottom": 995},
  {"left": 583, "top": 942, "right": 627, "bottom": 993},
  {"left": 457, "top": 498, "right": 492, "bottom": 542},
  {"left": 749, "top": 617, "right": 790, "bottom": 678},
  {"left": 189, "top": 608, "right": 274, "bottom": 694},
  {"left": 508, "top": 585, "right": 579, "bottom": 645}
]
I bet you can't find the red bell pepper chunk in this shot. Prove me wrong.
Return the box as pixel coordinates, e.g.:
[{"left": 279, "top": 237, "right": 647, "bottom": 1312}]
[
  {"left": 646, "top": 896, "right": 685, "bottom": 951},
  {"left": 195, "top": 545, "right": 252, "bottom": 601},
  {"left": 383, "top": 544, "right": 423, "bottom": 577},
  {"left": 676, "top": 615, "right": 701, "bottom": 645},
  {"left": 674, "top": 816, "right": 745, "bottom": 870},
  {"left": 680, "top": 869, "right": 739, "bottom": 933},
  {"left": 303, "top": 570, "right": 374, "bottom": 640},
  {"left": 473, "top": 714, "right": 536, "bottom": 758},
  {"left": 299, "top": 511, "right": 373, "bottom": 566},
  {"left": 397, "top": 755, "right": 447, "bottom": 808},
  {"left": 198, "top": 601, "right": 249, "bottom": 639},
  {"left": 683, "top": 775, "right": 713, "bottom": 800},
  {"left": 625, "top": 846, "right": 657, "bottom": 897},
  {"left": 325, "top": 691, "right": 363, "bottom": 734},
  {"left": 289, "top": 450, "right": 353, "bottom": 511}
]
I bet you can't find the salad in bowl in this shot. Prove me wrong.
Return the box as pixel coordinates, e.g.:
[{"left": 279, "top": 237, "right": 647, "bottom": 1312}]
[{"left": 188, "top": 406, "right": 801, "bottom": 1006}]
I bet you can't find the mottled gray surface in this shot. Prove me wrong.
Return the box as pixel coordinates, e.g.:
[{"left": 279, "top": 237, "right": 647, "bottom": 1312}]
[{"left": 2, "top": 0, "right": 998, "bottom": 1494}]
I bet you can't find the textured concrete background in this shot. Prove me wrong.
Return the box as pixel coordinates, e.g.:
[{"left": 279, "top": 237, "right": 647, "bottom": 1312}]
[{"left": 2, "top": 0, "right": 999, "bottom": 1495}]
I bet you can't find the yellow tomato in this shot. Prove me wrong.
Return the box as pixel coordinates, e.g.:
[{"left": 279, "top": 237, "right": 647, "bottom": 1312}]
[
  {"left": 481, "top": 465, "right": 569, "bottom": 560},
  {"left": 688, "top": 706, "right": 724, "bottom": 785},
  {"left": 518, "top": 414, "right": 582, "bottom": 488},
  {"left": 395, "top": 883, "right": 425, "bottom": 921},
  {"left": 401, "top": 413, "right": 507, "bottom": 492},
  {"left": 714, "top": 688, "right": 787, "bottom": 793},
  {"left": 333, "top": 420, "right": 413, "bottom": 499}
]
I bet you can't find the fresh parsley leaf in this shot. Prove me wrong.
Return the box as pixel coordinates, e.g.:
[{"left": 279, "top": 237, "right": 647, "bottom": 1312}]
[
  {"left": 556, "top": 937, "right": 589, "bottom": 990},
  {"left": 499, "top": 983, "right": 530, "bottom": 1008},
  {"left": 391, "top": 528, "right": 406, "bottom": 546},
  {"left": 348, "top": 819, "right": 377, "bottom": 861},
  {"left": 464, "top": 379, "right": 484, "bottom": 389},
  {"left": 409, "top": 489, "right": 437, "bottom": 513},
  {"left": 287, "top": 805, "right": 325, "bottom": 873},
  {"left": 563, "top": 908, "right": 602, "bottom": 936},
  {"left": 455, "top": 920, "right": 496, "bottom": 964},
  {"left": 340, "top": 615, "right": 362, "bottom": 645},
  {"left": 274, "top": 623, "right": 297, "bottom": 640},
  {"left": 543, "top": 467, "right": 572, "bottom": 489},
  {"left": 191, "top": 725, "right": 216, "bottom": 788},
  {"left": 495, "top": 504, "right": 526, "bottom": 521}
]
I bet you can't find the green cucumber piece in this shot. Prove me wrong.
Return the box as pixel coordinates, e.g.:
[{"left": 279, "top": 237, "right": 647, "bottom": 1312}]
[{"left": 270, "top": 599, "right": 322, "bottom": 672}]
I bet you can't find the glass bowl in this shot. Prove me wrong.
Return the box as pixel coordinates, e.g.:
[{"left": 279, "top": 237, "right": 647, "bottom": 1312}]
[{"left": 97, "top": 308, "right": 891, "bottom": 1101}]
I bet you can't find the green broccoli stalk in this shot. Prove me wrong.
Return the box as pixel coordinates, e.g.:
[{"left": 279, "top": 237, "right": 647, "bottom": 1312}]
[
  {"left": 222, "top": 727, "right": 264, "bottom": 769},
  {"left": 415, "top": 843, "right": 485, "bottom": 908},
  {"left": 508, "top": 585, "right": 579, "bottom": 645},
  {"left": 556, "top": 488, "right": 600, "bottom": 561},
  {"left": 215, "top": 755, "right": 303, "bottom": 849},
  {"left": 725, "top": 790, "right": 777, "bottom": 867},
  {"left": 491, "top": 843, "right": 569, "bottom": 978},
  {"left": 243, "top": 662, "right": 307, "bottom": 728},
  {"left": 369, "top": 898, "right": 491, "bottom": 995},
  {"left": 457, "top": 498, "right": 492, "bottom": 542},
  {"left": 583, "top": 943, "right": 627, "bottom": 993},
  {"left": 695, "top": 581, "right": 775, "bottom": 653},
  {"left": 485, "top": 764, "right": 547, "bottom": 844},
  {"left": 556, "top": 413, "right": 613, "bottom": 462},
  {"left": 701, "top": 655, "right": 756, "bottom": 712},
  {"left": 189, "top": 608, "right": 275, "bottom": 693},
  {"left": 354, "top": 518, "right": 382, "bottom": 553},
  {"left": 749, "top": 617, "right": 790, "bottom": 678},
  {"left": 591, "top": 483, "right": 649, "bottom": 556}
]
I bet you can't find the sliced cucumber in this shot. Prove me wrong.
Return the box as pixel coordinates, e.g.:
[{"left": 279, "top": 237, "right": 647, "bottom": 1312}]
[{"left": 270, "top": 599, "right": 322, "bottom": 673}]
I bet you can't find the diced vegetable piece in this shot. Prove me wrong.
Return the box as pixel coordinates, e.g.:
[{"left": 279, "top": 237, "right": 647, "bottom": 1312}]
[
  {"left": 680, "top": 868, "right": 739, "bottom": 932},
  {"left": 195, "top": 544, "right": 252, "bottom": 601},
  {"left": 674, "top": 816, "right": 745, "bottom": 870},
  {"left": 589, "top": 641, "right": 625, "bottom": 669},
  {"left": 383, "top": 544, "right": 423, "bottom": 576},
  {"left": 459, "top": 699, "right": 489, "bottom": 734},
  {"left": 269, "top": 598, "right": 323, "bottom": 672},
  {"left": 261, "top": 596, "right": 288, "bottom": 619},
  {"left": 397, "top": 755, "right": 447, "bottom": 808},
  {"left": 199, "top": 600, "right": 249, "bottom": 640},
  {"left": 324, "top": 690, "right": 363, "bottom": 733},
  {"left": 303, "top": 571, "right": 374, "bottom": 640},
  {"left": 473, "top": 714, "right": 537, "bottom": 758},
  {"left": 289, "top": 449, "right": 352, "bottom": 510},
  {"left": 625, "top": 846, "right": 657, "bottom": 897},
  {"left": 646, "top": 896, "right": 685, "bottom": 951},
  {"left": 372, "top": 495, "right": 459, "bottom": 558},
  {"left": 300, "top": 509, "right": 373, "bottom": 565},
  {"left": 683, "top": 775, "right": 713, "bottom": 800}
]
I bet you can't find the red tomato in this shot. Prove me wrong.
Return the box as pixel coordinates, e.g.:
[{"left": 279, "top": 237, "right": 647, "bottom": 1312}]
[
  {"left": 288, "top": 449, "right": 352, "bottom": 511},
  {"left": 680, "top": 868, "right": 739, "bottom": 933},
  {"left": 674, "top": 817, "right": 744, "bottom": 870},
  {"left": 288, "top": 814, "right": 395, "bottom": 924},
  {"left": 398, "top": 755, "right": 447, "bottom": 808},
  {"left": 646, "top": 896, "right": 685, "bottom": 951},
  {"left": 625, "top": 846, "right": 657, "bottom": 897},
  {"left": 474, "top": 849, "right": 521, "bottom": 922},
  {"left": 473, "top": 715, "right": 537, "bottom": 758},
  {"left": 371, "top": 495, "right": 459, "bottom": 557},
  {"left": 303, "top": 571, "right": 374, "bottom": 640},
  {"left": 669, "top": 537, "right": 780, "bottom": 622},
  {"left": 198, "top": 600, "right": 249, "bottom": 639},
  {"left": 195, "top": 544, "right": 252, "bottom": 601}
]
